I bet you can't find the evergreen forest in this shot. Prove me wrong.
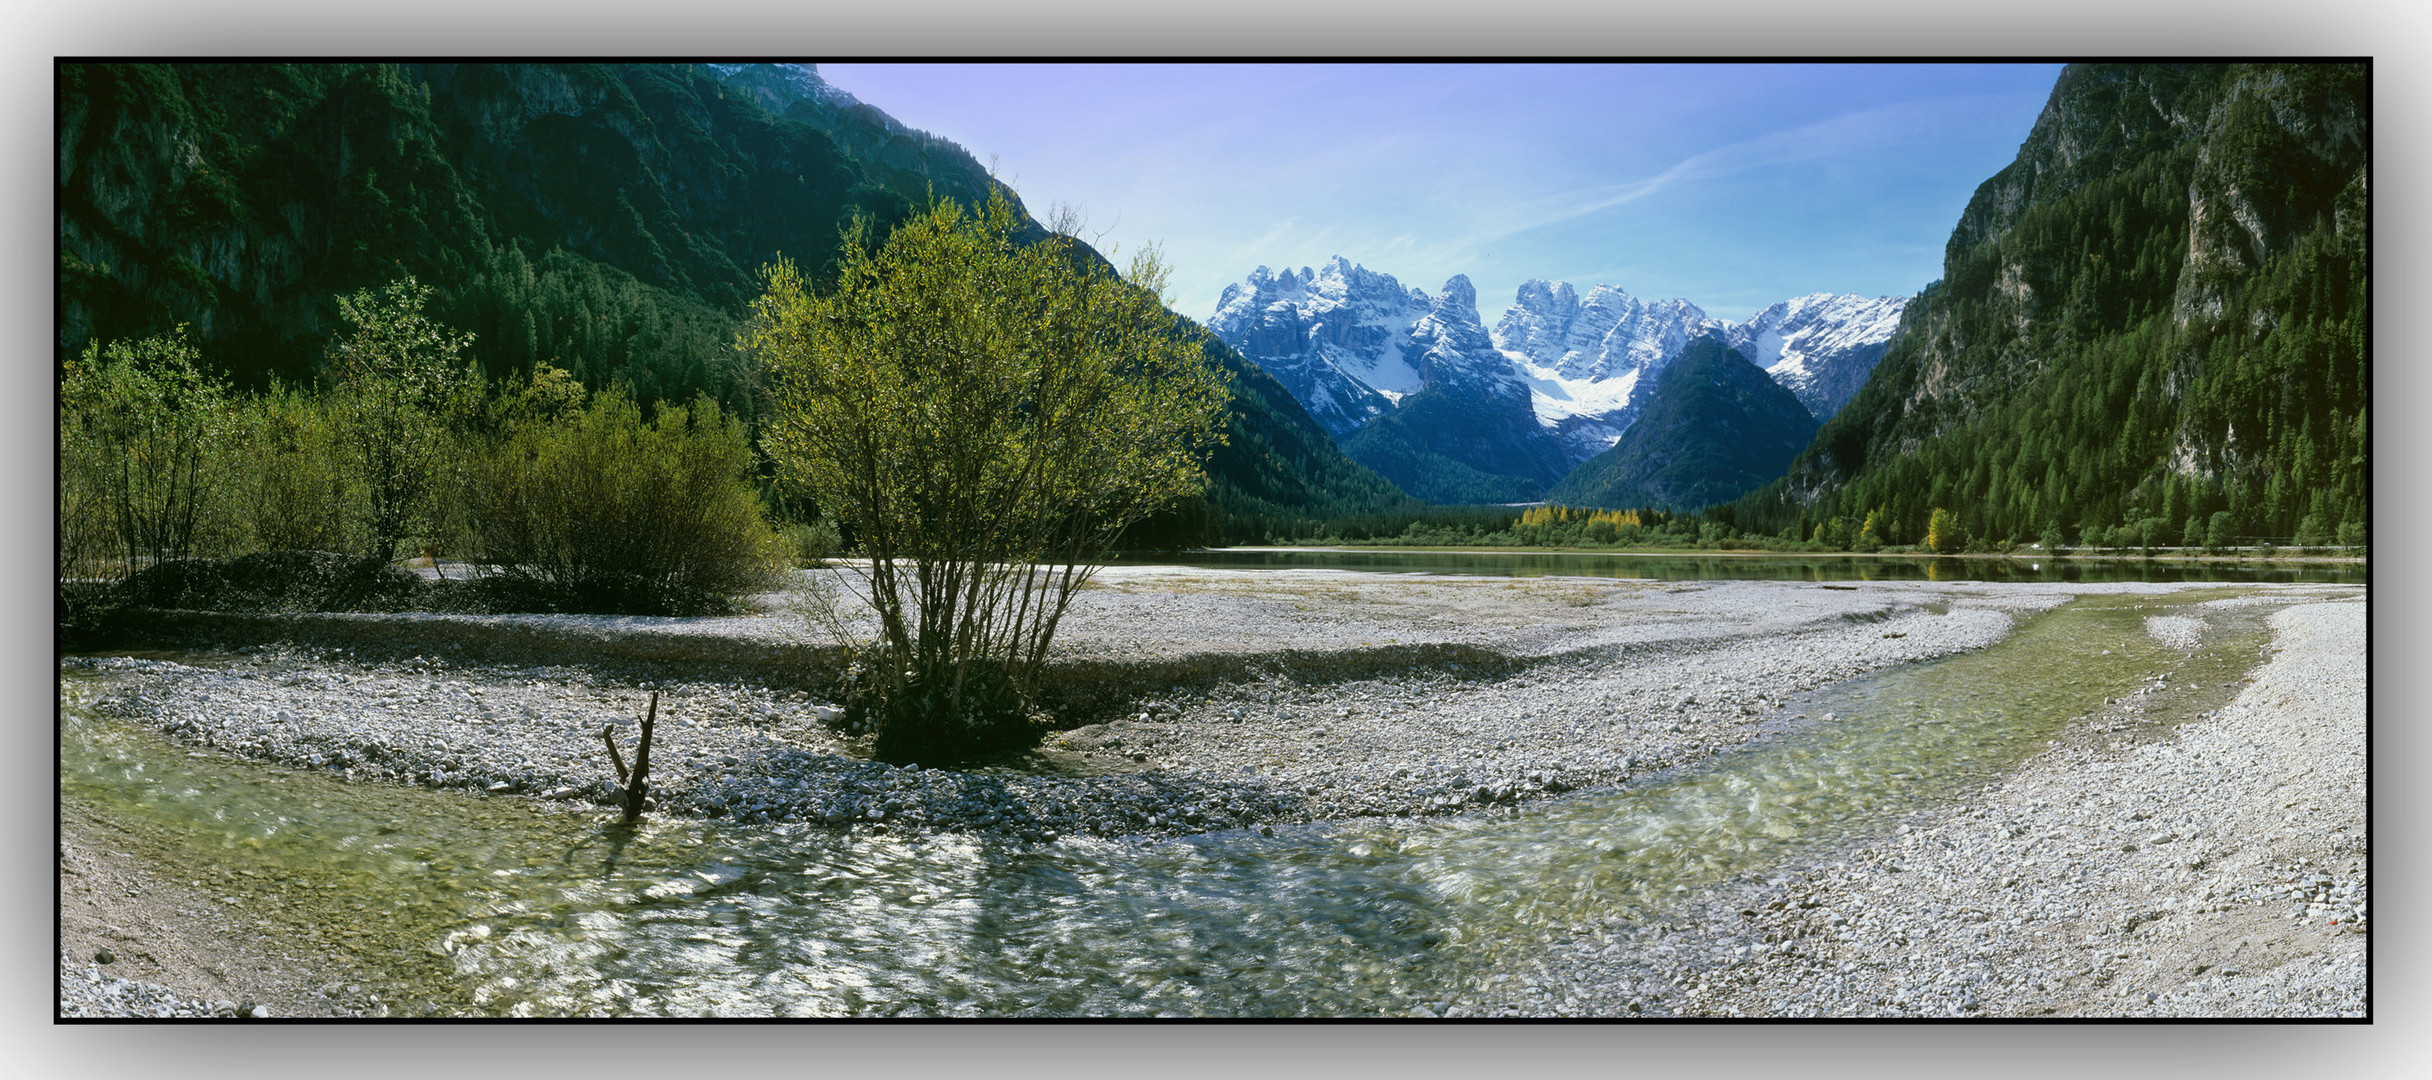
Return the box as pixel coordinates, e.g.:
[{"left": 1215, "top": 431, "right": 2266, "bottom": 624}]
[
  {"left": 57, "top": 61, "right": 1414, "bottom": 565},
  {"left": 1727, "top": 63, "right": 2368, "bottom": 551}
]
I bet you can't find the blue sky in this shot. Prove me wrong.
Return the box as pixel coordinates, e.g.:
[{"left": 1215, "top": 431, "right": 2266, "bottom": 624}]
[{"left": 817, "top": 63, "right": 2065, "bottom": 325}]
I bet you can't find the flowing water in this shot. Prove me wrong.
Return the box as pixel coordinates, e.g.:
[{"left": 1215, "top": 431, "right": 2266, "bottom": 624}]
[{"left": 59, "top": 590, "right": 2287, "bottom": 1016}]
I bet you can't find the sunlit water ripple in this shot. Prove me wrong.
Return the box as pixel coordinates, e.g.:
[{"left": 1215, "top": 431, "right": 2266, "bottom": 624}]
[{"left": 60, "top": 591, "right": 2277, "bottom": 1016}]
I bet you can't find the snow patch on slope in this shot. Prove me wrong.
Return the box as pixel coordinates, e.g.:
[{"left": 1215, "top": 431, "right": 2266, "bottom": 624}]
[{"left": 1211, "top": 256, "right": 1910, "bottom": 460}]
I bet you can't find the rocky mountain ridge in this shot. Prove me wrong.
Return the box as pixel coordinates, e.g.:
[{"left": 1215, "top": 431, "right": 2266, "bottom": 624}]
[
  {"left": 1723, "top": 292, "right": 1910, "bottom": 422},
  {"left": 1547, "top": 335, "right": 1821, "bottom": 511},
  {"left": 1209, "top": 258, "right": 1909, "bottom": 502},
  {"left": 1205, "top": 258, "right": 1431, "bottom": 437},
  {"left": 1333, "top": 274, "right": 1574, "bottom": 504}
]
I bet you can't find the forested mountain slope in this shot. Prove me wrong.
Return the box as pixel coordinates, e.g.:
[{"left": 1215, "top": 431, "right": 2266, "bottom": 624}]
[
  {"left": 1547, "top": 336, "right": 1819, "bottom": 511},
  {"left": 61, "top": 63, "right": 879, "bottom": 402},
  {"left": 57, "top": 62, "right": 1410, "bottom": 540},
  {"left": 1730, "top": 62, "right": 2368, "bottom": 548}
]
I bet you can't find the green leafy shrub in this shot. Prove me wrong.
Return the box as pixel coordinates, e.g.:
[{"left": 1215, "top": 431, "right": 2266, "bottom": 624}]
[
  {"left": 57, "top": 383, "right": 120, "bottom": 617},
  {"left": 57, "top": 328, "right": 240, "bottom": 573},
  {"left": 469, "top": 389, "right": 784, "bottom": 614},
  {"left": 747, "top": 194, "right": 1229, "bottom": 764},
  {"left": 779, "top": 518, "right": 844, "bottom": 566},
  {"left": 327, "top": 276, "right": 484, "bottom": 563},
  {"left": 233, "top": 385, "right": 361, "bottom": 554}
]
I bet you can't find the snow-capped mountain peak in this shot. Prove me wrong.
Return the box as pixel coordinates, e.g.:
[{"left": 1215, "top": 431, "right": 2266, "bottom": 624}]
[
  {"left": 1406, "top": 274, "right": 1521, "bottom": 392},
  {"left": 1204, "top": 258, "right": 1434, "bottom": 436},
  {"left": 1486, "top": 279, "right": 1725, "bottom": 461},
  {"left": 1494, "top": 280, "right": 1720, "bottom": 383},
  {"left": 1208, "top": 258, "right": 1912, "bottom": 482},
  {"left": 1724, "top": 292, "right": 1909, "bottom": 420}
]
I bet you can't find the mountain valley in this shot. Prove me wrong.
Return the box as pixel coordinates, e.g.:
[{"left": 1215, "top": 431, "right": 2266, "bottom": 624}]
[
  {"left": 1210, "top": 257, "right": 1906, "bottom": 506},
  {"left": 56, "top": 60, "right": 2369, "bottom": 539}
]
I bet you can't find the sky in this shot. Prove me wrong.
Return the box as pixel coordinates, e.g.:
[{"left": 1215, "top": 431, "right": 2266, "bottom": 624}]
[{"left": 818, "top": 63, "right": 2067, "bottom": 325}]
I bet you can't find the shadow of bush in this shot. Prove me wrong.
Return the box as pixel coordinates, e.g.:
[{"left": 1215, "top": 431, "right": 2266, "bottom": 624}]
[
  {"left": 431, "top": 572, "right": 756, "bottom": 617},
  {"left": 1030, "top": 642, "right": 1529, "bottom": 728},
  {"left": 120, "top": 551, "right": 424, "bottom": 612}
]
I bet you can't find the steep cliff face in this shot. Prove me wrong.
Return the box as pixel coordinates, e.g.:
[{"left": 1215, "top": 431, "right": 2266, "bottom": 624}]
[
  {"left": 1746, "top": 62, "right": 2367, "bottom": 545},
  {"left": 1891, "top": 64, "right": 2365, "bottom": 425},
  {"left": 59, "top": 65, "right": 491, "bottom": 377},
  {"left": 1338, "top": 276, "right": 1573, "bottom": 504},
  {"left": 1204, "top": 258, "right": 1430, "bottom": 437},
  {"left": 2171, "top": 66, "right": 2370, "bottom": 327},
  {"left": 1883, "top": 65, "right": 2219, "bottom": 413},
  {"left": 1943, "top": 66, "right": 2217, "bottom": 257}
]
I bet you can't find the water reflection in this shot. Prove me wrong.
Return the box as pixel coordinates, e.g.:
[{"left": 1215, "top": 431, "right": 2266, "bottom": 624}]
[{"left": 1125, "top": 548, "right": 2364, "bottom": 585}]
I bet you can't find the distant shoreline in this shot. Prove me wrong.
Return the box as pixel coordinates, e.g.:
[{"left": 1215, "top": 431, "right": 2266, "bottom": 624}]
[{"left": 1178, "top": 544, "right": 2369, "bottom": 566}]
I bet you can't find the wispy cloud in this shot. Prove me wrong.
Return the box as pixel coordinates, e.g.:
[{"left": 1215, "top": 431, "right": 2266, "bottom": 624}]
[
  {"left": 1456, "top": 94, "right": 2015, "bottom": 253},
  {"left": 1114, "top": 71, "right": 2053, "bottom": 321}
]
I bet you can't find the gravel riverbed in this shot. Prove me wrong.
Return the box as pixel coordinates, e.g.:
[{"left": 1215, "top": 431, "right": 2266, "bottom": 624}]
[
  {"left": 58, "top": 568, "right": 2366, "bottom": 1017},
  {"left": 1467, "top": 595, "right": 2368, "bottom": 1018},
  {"left": 65, "top": 571, "right": 2057, "bottom": 844}
]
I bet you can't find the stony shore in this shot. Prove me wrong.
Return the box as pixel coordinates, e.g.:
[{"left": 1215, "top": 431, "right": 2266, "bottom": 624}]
[
  {"left": 1473, "top": 595, "right": 2368, "bottom": 1018},
  {"left": 64, "top": 570, "right": 2064, "bottom": 844},
  {"left": 58, "top": 568, "right": 2366, "bottom": 1017}
]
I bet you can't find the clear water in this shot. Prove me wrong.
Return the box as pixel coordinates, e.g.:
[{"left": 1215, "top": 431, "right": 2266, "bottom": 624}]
[
  {"left": 1125, "top": 548, "right": 2366, "bottom": 585},
  {"left": 58, "top": 590, "right": 2285, "bottom": 1016}
]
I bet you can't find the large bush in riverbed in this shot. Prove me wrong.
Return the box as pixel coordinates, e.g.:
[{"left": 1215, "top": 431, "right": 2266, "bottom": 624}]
[
  {"left": 327, "top": 276, "right": 484, "bottom": 564},
  {"left": 469, "top": 389, "right": 784, "bottom": 613},
  {"left": 57, "top": 329, "right": 242, "bottom": 577},
  {"left": 744, "top": 194, "right": 1229, "bottom": 764},
  {"left": 232, "top": 384, "right": 362, "bottom": 555}
]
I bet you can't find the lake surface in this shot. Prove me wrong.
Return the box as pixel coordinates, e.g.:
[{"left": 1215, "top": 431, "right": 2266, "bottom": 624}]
[
  {"left": 1123, "top": 548, "right": 2367, "bottom": 585},
  {"left": 59, "top": 588, "right": 2283, "bottom": 1016}
]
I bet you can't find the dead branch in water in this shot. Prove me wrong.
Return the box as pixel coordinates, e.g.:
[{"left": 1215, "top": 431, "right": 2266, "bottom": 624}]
[
  {"left": 601, "top": 725, "right": 629, "bottom": 787},
  {"left": 602, "top": 691, "right": 658, "bottom": 824},
  {"left": 626, "top": 691, "right": 656, "bottom": 824}
]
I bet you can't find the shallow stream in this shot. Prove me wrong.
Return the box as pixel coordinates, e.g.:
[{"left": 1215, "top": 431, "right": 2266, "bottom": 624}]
[{"left": 60, "top": 590, "right": 2286, "bottom": 1016}]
